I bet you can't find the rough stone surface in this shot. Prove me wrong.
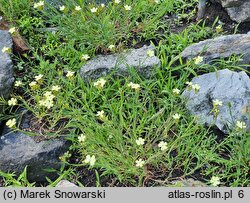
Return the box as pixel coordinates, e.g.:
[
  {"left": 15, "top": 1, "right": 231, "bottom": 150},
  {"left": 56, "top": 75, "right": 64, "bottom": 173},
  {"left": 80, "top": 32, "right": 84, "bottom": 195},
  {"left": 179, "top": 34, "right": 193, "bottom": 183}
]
[
  {"left": 0, "top": 127, "right": 70, "bottom": 182},
  {"left": 56, "top": 180, "right": 78, "bottom": 187},
  {"left": 182, "top": 69, "right": 250, "bottom": 133},
  {"left": 80, "top": 45, "right": 160, "bottom": 80},
  {"left": 172, "top": 178, "right": 207, "bottom": 187},
  {"left": 0, "top": 30, "right": 14, "bottom": 99},
  {"left": 211, "top": 0, "right": 250, "bottom": 23},
  {"left": 45, "top": 0, "right": 66, "bottom": 6},
  {"left": 181, "top": 34, "right": 250, "bottom": 66}
]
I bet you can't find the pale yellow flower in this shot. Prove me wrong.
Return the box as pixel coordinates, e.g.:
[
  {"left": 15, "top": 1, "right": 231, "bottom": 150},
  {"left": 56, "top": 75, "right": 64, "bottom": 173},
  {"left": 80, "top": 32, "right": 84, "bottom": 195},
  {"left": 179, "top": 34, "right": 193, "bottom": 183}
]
[
  {"left": 128, "top": 82, "right": 140, "bottom": 91},
  {"left": 35, "top": 74, "right": 43, "bottom": 82},
  {"left": 59, "top": 5, "right": 66, "bottom": 11},
  {"left": 192, "top": 84, "right": 200, "bottom": 92},
  {"left": 93, "top": 78, "right": 106, "bottom": 89},
  {"left": 34, "top": 1, "right": 44, "bottom": 9},
  {"left": 173, "top": 113, "right": 181, "bottom": 120},
  {"left": 210, "top": 176, "right": 220, "bottom": 186},
  {"left": 158, "top": 141, "right": 168, "bottom": 151},
  {"left": 84, "top": 155, "right": 96, "bottom": 166},
  {"left": 147, "top": 50, "right": 154, "bottom": 57},
  {"left": 101, "top": 4, "right": 105, "bottom": 8},
  {"left": 135, "top": 159, "right": 145, "bottom": 168},
  {"left": 14, "top": 80, "right": 23, "bottom": 87},
  {"left": 154, "top": 0, "right": 160, "bottom": 3},
  {"left": 96, "top": 110, "right": 105, "bottom": 119},
  {"left": 9, "top": 27, "right": 17, "bottom": 35},
  {"left": 51, "top": 85, "right": 61, "bottom": 92},
  {"left": 75, "top": 6, "right": 81, "bottom": 11},
  {"left": 185, "top": 81, "right": 193, "bottom": 86},
  {"left": 44, "top": 99, "right": 54, "bottom": 109},
  {"left": 8, "top": 98, "right": 17, "bottom": 106},
  {"left": 39, "top": 99, "right": 54, "bottom": 109},
  {"left": 29, "top": 81, "right": 37, "bottom": 87},
  {"left": 213, "top": 99, "right": 223, "bottom": 107},
  {"left": 236, "top": 121, "right": 247, "bottom": 130},
  {"left": 135, "top": 138, "right": 145, "bottom": 146},
  {"left": 90, "top": 7, "right": 98, "bottom": 13},
  {"left": 194, "top": 56, "right": 203, "bottom": 65},
  {"left": 173, "top": 88, "right": 180, "bottom": 95},
  {"left": 1, "top": 47, "right": 11, "bottom": 53},
  {"left": 38, "top": 91, "right": 55, "bottom": 109},
  {"left": 81, "top": 54, "right": 90, "bottom": 61},
  {"left": 38, "top": 99, "right": 46, "bottom": 106},
  {"left": 44, "top": 91, "right": 55, "bottom": 100},
  {"left": 66, "top": 70, "right": 75, "bottom": 78},
  {"left": 78, "top": 134, "right": 86, "bottom": 143},
  {"left": 216, "top": 25, "right": 223, "bottom": 33},
  {"left": 6, "top": 118, "right": 16, "bottom": 128},
  {"left": 108, "top": 44, "right": 115, "bottom": 50},
  {"left": 124, "top": 5, "right": 131, "bottom": 11}
]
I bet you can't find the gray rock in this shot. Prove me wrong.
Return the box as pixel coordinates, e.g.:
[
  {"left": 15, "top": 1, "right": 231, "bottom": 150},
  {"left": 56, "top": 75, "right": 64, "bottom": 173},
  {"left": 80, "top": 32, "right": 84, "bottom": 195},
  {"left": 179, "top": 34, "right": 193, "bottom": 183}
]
[
  {"left": 211, "top": 0, "right": 250, "bottom": 23},
  {"left": 172, "top": 178, "right": 207, "bottom": 187},
  {"left": 181, "top": 34, "right": 250, "bottom": 66},
  {"left": 182, "top": 69, "right": 250, "bottom": 133},
  {"left": 0, "top": 127, "right": 70, "bottom": 182},
  {"left": 94, "top": 0, "right": 111, "bottom": 4},
  {"left": 56, "top": 180, "right": 78, "bottom": 187},
  {"left": 0, "top": 30, "right": 14, "bottom": 99},
  {"left": 45, "top": 0, "right": 67, "bottom": 6},
  {"left": 80, "top": 45, "right": 160, "bottom": 80}
]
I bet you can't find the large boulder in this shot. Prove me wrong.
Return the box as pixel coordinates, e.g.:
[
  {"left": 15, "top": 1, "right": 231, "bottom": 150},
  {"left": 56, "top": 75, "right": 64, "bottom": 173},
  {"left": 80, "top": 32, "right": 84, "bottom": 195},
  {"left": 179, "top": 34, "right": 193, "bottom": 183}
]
[
  {"left": 181, "top": 34, "right": 250, "bottom": 66},
  {"left": 211, "top": 0, "right": 250, "bottom": 23},
  {"left": 182, "top": 69, "right": 250, "bottom": 133},
  {"left": 0, "top": 30, "right": 14, "bottom": 99},
  {"left": 80, "top": 45, "right": 160, "bottom": 80},
  {"left": 0, "top": 127, "right": 70, "bottom": 182}
]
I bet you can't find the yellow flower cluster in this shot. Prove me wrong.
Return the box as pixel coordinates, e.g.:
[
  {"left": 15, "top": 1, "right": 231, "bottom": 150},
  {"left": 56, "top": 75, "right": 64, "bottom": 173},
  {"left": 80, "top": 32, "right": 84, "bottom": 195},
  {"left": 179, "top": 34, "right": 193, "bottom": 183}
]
[
  {"left": 1, "top": 47, "right": 11, "bottom": 54},
  {"left": 39, "top": 91, "right": 55, "bottom": 109},
  {"left": 135, "top": 159, "right": 145, "bottom": 167},
  {"left": 9, "top": 27, "right": 17, "bottom": 35},
  {"left": 8, "top": 98, "right": 17, "bottom": 106},
  {"left": 34, "top": 1, "right": 44, "bottom": 10},
  {"left": 158, "top": 141, "right": 167, "bottom": 151},
  {"left": 135, "top": 137, "right": 145, "bottom": 146},
  {"left": 128, "top": 82, "right": 140, "bottom": 91},
  {"left": 94, "top": 78, "right": 106, "bottom": 89},
  {"left": 6, "top": 118, "right": 16, "bottom": 128},
  {"left": 186, "top": 81, "right": 200, "bottom": 93},
  {"left": 84, "top": 155, "right": 96, "bottom": 166}
]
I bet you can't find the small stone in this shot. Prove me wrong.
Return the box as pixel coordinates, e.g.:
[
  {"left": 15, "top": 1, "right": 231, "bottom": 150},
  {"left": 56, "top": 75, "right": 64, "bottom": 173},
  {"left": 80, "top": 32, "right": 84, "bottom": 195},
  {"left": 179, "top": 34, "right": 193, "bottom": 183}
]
[
  {"left": 80, "top": 45, "right": 160, "bottom": 80},
  {"left": 172, "top": 178, "right": 207, "bottom": 187},
  {"left": 56, "top": 180, "right": 78, "bottom": 187}
]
